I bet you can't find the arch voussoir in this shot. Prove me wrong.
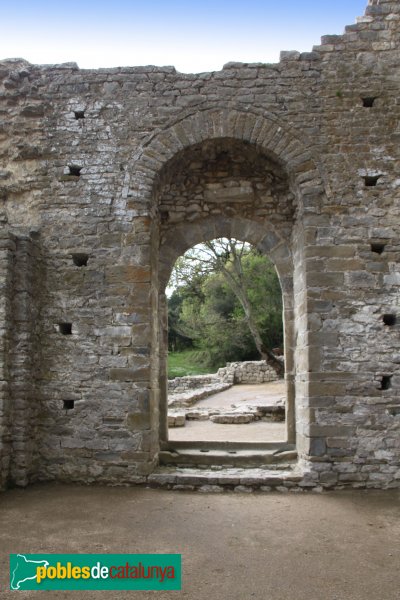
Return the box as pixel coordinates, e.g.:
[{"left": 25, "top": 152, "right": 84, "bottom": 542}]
[{"left": 131, "top": 107, "right": 326, "bottom": 218}]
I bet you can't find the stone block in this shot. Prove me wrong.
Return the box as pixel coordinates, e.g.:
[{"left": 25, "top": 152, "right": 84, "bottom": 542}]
[
  {"left": 126, "top": 412, "right": 151, "bottom": 430},
  {"left": 109, "top": 367, "right": 150, "bottom": 381},
  {"left": 210, "top": 413, "right": 254, "bottom": 424}
]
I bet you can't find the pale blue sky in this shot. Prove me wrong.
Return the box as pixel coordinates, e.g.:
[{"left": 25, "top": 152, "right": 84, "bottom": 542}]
[{"left": 1, "top": 1, "right": 368, "bottom": 72}]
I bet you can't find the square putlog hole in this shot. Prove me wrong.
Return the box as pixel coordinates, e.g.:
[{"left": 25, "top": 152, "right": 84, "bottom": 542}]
[
  {"left": 363, "top": 175, "right": 381, "bottom": 187},
  {"left": 74, "top": 111, "right": 85, "bottom": 119},
  {"left": 59, "top": 323, "right": 72, "bottom": 335},
  {"left": 361, "top": 97, "right": 377, "bottom": 108},
  {"left": 371, "top": 243, "right": 385, "bottom": 254},
  {"left": 380, "top": 375, "right": 392, "bottom": 391},
  {"left": 383, "top": 314, "right": 397, "bottom": 327},
  {"left": 68, "top": 165, "right": 82, "bottom": 177},
  {"left": 72, "top": 253, "right": 89, "bottom": 267},
  {"left": 63, "top": 400, "right": 75, "bottom": 410}
]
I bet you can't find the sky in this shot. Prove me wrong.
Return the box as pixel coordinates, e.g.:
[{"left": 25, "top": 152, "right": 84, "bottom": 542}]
[{"left": 1, "top": 0, "right": 368, "bottom": 73}]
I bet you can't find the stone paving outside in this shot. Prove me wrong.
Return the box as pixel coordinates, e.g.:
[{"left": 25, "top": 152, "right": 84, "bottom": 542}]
[{"left": 169, "top": 382, "right": 286, "bottom": 443}]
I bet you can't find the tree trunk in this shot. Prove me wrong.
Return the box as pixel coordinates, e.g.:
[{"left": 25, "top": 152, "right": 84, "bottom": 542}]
[
  {"left": 207, "top": 240, "right": 284, "bottom": 377},
  {"left": 240, "top": 293, "right": 284, "bottom": 376}
]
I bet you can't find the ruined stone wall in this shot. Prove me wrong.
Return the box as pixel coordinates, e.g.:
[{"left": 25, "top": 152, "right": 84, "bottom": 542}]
[
  {"left": 0, "top": 232, "right": 14, "bottom": 490},
  {"left": 168, "top": 362, "right": 279, "bottom": 392},
  {"left": 0, "top": 0, "right": 399, "bottom": 489},
  {"left": 168, "top": 375, "right": 223, "bottom": 393},
  {"left": 0, "top": 232, "right": 41, "bottom": 490},
  {"left": 218, "top": 361, "right": 279, "bottom": 384}
]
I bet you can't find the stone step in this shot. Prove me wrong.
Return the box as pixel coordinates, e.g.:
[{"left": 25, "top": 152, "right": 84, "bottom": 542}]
[
  {"left": 159, "top": 446, "right": 297, "bottom": 468},
  {"left": 148, "top": 465, "right": 306, "bottom": 492}
]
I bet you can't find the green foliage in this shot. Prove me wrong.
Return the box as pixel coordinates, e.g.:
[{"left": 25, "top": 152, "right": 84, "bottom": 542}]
[
  {"left": 239, "top": 250, "right": 283, "bottom": 350},
  {"left": 168, "top": 350, "right": 219, "bottom": 378},
  {"left": 167, "top": 239, "right": 283, "bottom": 369},
  {"left": 167, "top": 291, "right": 193, "bottom": 351}
]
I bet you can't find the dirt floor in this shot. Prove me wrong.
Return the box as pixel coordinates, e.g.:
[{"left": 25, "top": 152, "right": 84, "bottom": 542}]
[
  {"left": 169, "top": 382, "right": 286, "bottom": 443},
  {"left": 1, "top": 483, "right": 399, "bottom": 599}
]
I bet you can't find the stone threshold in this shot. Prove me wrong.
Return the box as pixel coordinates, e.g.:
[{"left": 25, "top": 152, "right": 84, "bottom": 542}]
[
  {"left": 147, "top": 464, "right": 316, "bottom": 493},
  {"left": 159, "top": 446, "right": 297, "bottom": 468}
]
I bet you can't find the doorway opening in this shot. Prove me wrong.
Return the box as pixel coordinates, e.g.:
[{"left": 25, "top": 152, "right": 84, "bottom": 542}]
[
  {"left": 166, "top": 237, "right": 287, "bottom": 446},
  {"left": 153, "top": 136, "right": 302, "bottom": 461}
]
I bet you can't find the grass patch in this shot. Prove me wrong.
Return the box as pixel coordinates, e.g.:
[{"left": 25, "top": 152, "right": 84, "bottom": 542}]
[{"left": 168, "top": 350, "right": 219, "bottom": 379}]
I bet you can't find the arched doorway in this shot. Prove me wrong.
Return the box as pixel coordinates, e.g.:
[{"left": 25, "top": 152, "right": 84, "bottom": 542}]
[
  {"left": 155, "top": 137, "right": 296, "bottom": 452},
  {"left": 127, "top": 106, "right": 327, "bottom": 464}
]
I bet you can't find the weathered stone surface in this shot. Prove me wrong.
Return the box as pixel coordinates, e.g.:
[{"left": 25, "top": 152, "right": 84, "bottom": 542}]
[
  {"left": 0, "top": 0, "right": 399, "bottom": 491},
  {"left": 210, "top": 413, "right": 255, "bottom": 424},
  {"left": 167, "top": 411, "right": 186, "bottom": 428},
  {"left": 217, "top": 361, "right": 280, "bottom": 384}
]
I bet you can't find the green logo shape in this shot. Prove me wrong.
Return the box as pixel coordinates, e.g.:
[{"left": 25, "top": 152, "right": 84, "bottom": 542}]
[{"left": 10, "top": 554, "right": 181, "bottom": 590}]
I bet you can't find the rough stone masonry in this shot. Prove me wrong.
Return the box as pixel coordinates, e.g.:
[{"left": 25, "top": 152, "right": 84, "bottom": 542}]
[{"left": 0, "top": 0, "right": 399, "bottom": 490}]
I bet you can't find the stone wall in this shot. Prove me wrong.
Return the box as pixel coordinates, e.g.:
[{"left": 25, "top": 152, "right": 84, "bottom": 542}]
[
  {"left": 218, "top": 361, "right": 279, "bottom": 384},
  {"left": 9, "top": 235, "right": 42, "bottom": 487},
  {"left": 0, "top": 0, "right": 399, "bottom": 489},
  {"left": 167, "top": 361, "right": 278, "bottom": 409},
  {"left": 168, "top": 374, "right": 232, "bottom": 410},
  {"left": 0, "top": 232, "right": 14, "bottom": 490},
  {"left": 168, "top": 374, "right": 223, "bottom": 393},
  {"left": 0, "top": 232, "right": 41, "bottom": 490}
]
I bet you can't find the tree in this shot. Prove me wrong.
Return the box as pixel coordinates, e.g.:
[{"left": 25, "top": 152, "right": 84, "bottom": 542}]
[
  {"left": 168, "top": 238, "right": 284, "bottom": 374},
  {"left": 167, "top": 290, "right": 193, "bottom": 352}
]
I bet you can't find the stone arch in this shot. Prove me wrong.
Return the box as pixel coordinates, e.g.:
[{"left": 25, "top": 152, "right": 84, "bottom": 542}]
[
  {"left": 130, "top": 107, "right": 328, "bottom": 457},
  {"left": 129, "top": 106, "right": 326, "bottom": 213},
  {"left": 158, "top": 216, "right": 293, "bottom": 294}
]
